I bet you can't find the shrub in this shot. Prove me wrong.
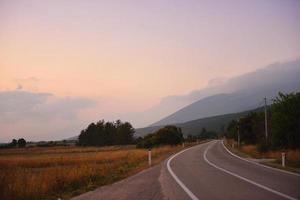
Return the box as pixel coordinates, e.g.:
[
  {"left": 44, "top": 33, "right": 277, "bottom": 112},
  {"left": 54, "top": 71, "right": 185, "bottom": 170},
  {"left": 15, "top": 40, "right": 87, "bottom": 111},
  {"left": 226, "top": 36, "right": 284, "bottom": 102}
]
[{"left": 256, "top": 141, "right": 269, "bottom": 153}]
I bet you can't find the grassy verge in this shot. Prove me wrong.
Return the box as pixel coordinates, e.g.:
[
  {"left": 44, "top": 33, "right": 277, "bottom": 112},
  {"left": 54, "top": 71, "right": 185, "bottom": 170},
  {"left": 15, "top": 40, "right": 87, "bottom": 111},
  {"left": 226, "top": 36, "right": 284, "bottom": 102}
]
[
  {"left": 0, "top": 143, "right": 201, "bottom": 200},
  {"left": 224, "top": 139, "right": 300, "bottom": 174}
]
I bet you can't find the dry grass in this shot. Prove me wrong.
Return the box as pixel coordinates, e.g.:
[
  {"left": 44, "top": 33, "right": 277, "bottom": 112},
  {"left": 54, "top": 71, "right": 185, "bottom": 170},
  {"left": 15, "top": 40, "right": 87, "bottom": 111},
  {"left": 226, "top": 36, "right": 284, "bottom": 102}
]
[
  {"left": 225, "top": 139, "right": 300, "bottom": 169},
  {"left": 240, "top": 145, "right": 300, "bottom": 165},
  {"left": 0, "top": 145, "right": 182, "bottom": 200}
]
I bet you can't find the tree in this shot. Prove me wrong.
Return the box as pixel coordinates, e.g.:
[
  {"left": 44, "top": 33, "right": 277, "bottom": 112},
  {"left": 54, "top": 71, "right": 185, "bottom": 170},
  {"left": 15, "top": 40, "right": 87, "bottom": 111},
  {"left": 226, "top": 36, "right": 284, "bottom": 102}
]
[
  {"left": 116, "top": 122, "right": 134, "bottom": 145},
  {"left": 11, "top": 139, "right": 17, "bottom": 147},
  {"left": 78, "top": 120, "right": 135, "bottom": 146},
  {"left": 136, "top": 125, "right": 183, "bottom": 148},
  {"left": 226, "top": 120, "right": 238, "bottom": 139},
  {"left": 238, "top": 112, "right": 264, "bottom": 145},
  {"left": 186, "top": 134, "right": 197, "bottom": 142},
  {"left": 271, "top": 92, "right": 300, "bottom": 149},
  {"left": 155, "top": 125, "right": 183, "bottom": 145},
  {"left": 17, "top": 138, "right": 26, "bottom": 147},
  {"left": 224, "top": 92, "right": 300, "bottom": 150},
  {"left": 198, "top": 127, "right": 217, "bottom": 140}
]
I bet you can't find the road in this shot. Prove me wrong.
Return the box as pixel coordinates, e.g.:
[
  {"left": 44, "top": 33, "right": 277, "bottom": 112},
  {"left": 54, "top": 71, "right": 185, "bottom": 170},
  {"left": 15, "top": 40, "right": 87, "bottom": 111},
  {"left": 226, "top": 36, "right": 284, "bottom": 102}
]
[{"left": 72, "top": 141, "right": 300, "bottom": 200}]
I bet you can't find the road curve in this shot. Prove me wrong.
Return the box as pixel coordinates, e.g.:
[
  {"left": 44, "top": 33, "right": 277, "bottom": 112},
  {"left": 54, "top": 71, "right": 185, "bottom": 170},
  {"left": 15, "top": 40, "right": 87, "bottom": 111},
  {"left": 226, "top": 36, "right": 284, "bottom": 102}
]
[
  {"left": 73, "top": 140, "right": 300, "bottom": 200},
  {"left": 168, "top": 140, "right": 300, "bottom": 200}
]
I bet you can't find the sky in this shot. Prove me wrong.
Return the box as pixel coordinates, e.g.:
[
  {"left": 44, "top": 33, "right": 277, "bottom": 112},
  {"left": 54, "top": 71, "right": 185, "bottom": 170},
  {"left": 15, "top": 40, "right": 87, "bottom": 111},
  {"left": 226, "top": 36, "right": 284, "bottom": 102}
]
[{"left": 0, "top": 0, "right": 300, "bottom": 142}]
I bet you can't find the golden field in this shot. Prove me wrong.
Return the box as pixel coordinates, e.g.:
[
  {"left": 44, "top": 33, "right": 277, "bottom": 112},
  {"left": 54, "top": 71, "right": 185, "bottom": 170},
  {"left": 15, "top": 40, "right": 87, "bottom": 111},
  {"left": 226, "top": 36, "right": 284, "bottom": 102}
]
[{"left": 0, "top": 145, "right": 182, "bottom": 200}]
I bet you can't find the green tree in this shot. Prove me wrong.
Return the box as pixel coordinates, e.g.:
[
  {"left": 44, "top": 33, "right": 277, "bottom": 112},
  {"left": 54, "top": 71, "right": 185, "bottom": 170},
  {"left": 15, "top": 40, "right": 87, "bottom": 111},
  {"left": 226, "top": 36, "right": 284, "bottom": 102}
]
[
  {"left": 271, "top": 92, "right": 300, "bottom": 149},
  {"left": 155, "top": 125, "right": 183, "bottom": 145},
  {"left": 226, "top": 120, "right": 238, "bottom": 139},
  {"left": 17, "top": 138, "right": 26, "bottom": 147},
  {"left": 136, "top": 125, "right": 183, "bottom": 148},
  {"left": 116, "top": 121, "right": 135, "bottom": 145},
  {"left": 238, "top": 112, "right": 264, "bottom": 145},
  {"left": 78, "top": 120, "right": 135, "bottom": 146},
  {"left": 11, "top": 139, "right": 17, "bottom": 147},
  {"left": 198, "top": 127, "right": 217, "bottom": 139}
]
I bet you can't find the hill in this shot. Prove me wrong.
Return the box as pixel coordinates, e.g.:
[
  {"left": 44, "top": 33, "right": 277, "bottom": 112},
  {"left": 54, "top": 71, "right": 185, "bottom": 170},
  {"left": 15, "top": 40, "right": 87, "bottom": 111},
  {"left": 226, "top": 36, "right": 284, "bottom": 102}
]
[
  {"left": 135, "top": 107, "right": 263, "bottom": 137},
  {"left": 151, "top": 59, "right": 300, "bottom": 126}
]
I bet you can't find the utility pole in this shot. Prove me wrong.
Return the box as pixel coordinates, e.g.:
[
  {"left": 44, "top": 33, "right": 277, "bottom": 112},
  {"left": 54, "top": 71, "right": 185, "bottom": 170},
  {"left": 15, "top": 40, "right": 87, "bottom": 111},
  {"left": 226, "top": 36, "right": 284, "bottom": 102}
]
[
  {"left": 264, "top": 97, "right": 268, "bottom": 142},
  {"left": 148, "top": 149, "right": 152, "bottom": 167},
  {"left": 237, "top": 119, "right": 240, "bottom": 148}
]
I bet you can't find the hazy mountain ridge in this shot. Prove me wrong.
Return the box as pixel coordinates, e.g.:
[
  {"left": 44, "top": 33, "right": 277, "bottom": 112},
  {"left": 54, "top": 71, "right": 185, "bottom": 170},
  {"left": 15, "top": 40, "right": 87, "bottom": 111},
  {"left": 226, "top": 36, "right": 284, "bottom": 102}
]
[
  {"left": 135, "top": 107, "right": 263, "bottom": 137},
  {"left": 151, "top": 59, "right": 300, "bottom": 126}
]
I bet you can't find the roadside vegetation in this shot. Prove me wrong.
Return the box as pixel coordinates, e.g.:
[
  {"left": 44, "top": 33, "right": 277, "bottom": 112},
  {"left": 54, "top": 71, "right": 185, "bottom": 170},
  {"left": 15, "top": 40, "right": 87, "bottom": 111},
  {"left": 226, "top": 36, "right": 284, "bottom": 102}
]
[
  {"left": 185, "top": 128, "right": 218, "bottom": 142},
  {"left": 226, "top": 139, "right": 300, "bottom": 171},
  {"left": 224, "top": 92, "right": 300, "bottom": 169},
  {"left": 0, "top": 145, "right": 183, "bottom": 200},
  {"left": 136, "top": 125, "right": 184, "bottom": 148}
]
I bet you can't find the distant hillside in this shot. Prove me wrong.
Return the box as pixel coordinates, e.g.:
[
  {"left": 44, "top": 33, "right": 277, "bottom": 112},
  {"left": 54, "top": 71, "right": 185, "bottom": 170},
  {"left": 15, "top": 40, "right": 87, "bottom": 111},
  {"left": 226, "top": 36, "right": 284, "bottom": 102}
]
[
  {"left": 151, "top": 59, "right": 300, "bottom": 126},
  {"left": 135, "top": 107, "right": 263, "bottom": 137}
]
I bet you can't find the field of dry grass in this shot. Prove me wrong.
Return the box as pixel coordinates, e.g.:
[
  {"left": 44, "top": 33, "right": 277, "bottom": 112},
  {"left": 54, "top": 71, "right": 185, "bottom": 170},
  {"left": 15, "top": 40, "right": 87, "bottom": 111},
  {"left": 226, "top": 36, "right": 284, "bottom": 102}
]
[
  {"left": 0, "top": 145, "right": 182, "bottom": 200},
  {"left": 225, "top": 139, "right": 300, "bottom": 170}
]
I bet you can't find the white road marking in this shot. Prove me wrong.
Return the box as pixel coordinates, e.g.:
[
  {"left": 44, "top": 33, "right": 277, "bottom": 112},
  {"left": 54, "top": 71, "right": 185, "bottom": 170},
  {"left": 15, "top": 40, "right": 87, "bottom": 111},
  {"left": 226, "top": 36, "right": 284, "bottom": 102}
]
[
  {"left": 167, "top": 145, "right": 200, "bottom": 200},
  {"left": 221, "top": 140, "right": 300, "bottom": 177},
  {"left": 204, "top": 141, "right": 298, "bottom": 200}
]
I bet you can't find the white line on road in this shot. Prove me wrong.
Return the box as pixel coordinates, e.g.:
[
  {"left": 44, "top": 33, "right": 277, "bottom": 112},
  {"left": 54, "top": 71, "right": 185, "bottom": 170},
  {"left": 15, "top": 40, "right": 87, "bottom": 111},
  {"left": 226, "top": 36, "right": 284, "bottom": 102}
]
[
  {"left": 204, "top": 141, "right": 298, "bottom": 200},
  {"left": 167, "top": 145, "right": 200, "bottom": 200},
  {"left": 221, "top": 140, "right": 300, "bottom": 177}
]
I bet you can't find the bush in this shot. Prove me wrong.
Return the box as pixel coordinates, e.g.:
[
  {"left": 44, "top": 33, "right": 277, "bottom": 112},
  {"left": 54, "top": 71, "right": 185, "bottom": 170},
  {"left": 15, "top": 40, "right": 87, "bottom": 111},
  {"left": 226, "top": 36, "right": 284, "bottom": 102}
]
[{"left": 256, "top": 141, "right": 269, "bottom": 153}]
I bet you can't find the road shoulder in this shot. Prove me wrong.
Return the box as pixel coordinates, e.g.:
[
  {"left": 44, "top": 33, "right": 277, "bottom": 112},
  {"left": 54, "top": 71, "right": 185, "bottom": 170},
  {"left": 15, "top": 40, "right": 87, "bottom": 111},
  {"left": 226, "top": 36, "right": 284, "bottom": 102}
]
[
  {"left": 72, "top": 163, "right": 164, "bottom": 200},
  {"left": 222, "top": 140, "right": 300, "bottom": 176}
]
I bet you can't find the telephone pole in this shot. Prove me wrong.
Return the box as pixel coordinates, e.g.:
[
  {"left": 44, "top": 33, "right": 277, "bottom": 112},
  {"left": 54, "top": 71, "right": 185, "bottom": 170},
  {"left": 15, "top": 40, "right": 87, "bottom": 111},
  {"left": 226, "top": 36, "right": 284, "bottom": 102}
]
[
  {"left": 264, "top": 97, "right": 268, "bottom": 142},
  {"left": 237, "top": 119, "right": 240, "bottom": 148}
]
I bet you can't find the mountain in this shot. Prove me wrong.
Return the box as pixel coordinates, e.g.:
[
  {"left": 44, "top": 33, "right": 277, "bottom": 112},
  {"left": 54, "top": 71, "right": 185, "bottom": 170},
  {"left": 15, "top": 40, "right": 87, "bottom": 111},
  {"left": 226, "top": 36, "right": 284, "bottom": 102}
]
[
  {"left": 151, "top": 59, "right": 300, "bottom": 126},
  {"left": 135, "top": 107, "right": 263, "bottom": 137}
]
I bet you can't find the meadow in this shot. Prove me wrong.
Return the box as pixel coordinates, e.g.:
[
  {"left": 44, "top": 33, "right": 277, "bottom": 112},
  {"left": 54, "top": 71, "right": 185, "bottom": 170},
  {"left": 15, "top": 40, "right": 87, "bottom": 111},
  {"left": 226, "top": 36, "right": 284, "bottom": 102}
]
[{"left": 0, "top": 145, "right": 182, "bottom": 200}]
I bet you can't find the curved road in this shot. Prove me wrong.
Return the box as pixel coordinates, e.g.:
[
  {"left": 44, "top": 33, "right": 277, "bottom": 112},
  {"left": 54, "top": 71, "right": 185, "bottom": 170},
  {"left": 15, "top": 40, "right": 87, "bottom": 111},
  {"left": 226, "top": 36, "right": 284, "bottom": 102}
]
[{"left": 73, "top": 140, "right": 300, "bottom": 200}]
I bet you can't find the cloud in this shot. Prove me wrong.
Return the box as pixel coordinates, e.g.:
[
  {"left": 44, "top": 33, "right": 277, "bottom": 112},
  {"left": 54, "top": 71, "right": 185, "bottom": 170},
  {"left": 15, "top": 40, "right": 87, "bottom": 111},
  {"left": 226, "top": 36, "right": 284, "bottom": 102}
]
[{"left": 0, "top": 90, "right": 96, "bottom": 142}]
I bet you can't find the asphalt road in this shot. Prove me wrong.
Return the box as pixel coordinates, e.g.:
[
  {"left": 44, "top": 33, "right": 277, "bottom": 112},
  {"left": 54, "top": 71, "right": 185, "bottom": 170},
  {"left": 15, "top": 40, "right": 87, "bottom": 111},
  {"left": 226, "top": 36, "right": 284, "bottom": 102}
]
[{"left": 72, "top": 140, "right": 300, "bottom": 200}]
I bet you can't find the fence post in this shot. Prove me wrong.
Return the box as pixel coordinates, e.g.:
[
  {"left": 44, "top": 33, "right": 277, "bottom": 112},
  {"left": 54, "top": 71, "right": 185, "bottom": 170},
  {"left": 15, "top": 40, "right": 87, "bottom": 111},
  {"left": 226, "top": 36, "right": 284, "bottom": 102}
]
[
  {"left": 282, "top": 152, "right": 285, "bottom": 168},
  {"left": 182, "top": 142, "right": 185, "bottom": 148},
  {"left": 148, "top": 149, "right": 152, "bottom": 167}
]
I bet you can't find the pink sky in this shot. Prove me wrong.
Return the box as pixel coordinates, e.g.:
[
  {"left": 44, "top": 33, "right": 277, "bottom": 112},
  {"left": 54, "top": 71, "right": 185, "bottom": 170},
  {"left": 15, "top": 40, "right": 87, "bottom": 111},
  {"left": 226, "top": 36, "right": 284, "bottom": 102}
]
[{"left": 0, "top": 0, "right": 300, "bottom": 141}]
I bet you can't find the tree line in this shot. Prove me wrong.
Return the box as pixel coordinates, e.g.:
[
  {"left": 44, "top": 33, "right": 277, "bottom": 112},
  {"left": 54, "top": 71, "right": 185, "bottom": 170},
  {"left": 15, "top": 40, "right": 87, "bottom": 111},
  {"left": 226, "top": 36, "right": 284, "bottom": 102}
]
[
  {"left": 225, "top": 92, "right": 300, "bottom": 151},
  {"left": 78, "top": 120, "right": 135, "bottom": 146},
  {"left": 0, "top": 138, "right": 27, "bottom": 149},
  {"left": 185, "top": 128, "right": 218, "bottom": 142}
]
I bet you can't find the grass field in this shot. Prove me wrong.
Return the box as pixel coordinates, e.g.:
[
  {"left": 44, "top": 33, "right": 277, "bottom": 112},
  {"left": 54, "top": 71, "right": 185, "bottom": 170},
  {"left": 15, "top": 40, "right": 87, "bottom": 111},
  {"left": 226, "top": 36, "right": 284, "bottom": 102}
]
[
  {"left": 225, "top": 139, "right": 300, "bottom": 171},
  {"left": 0, "top": 145, "right": 183, "bottom": 200}
]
